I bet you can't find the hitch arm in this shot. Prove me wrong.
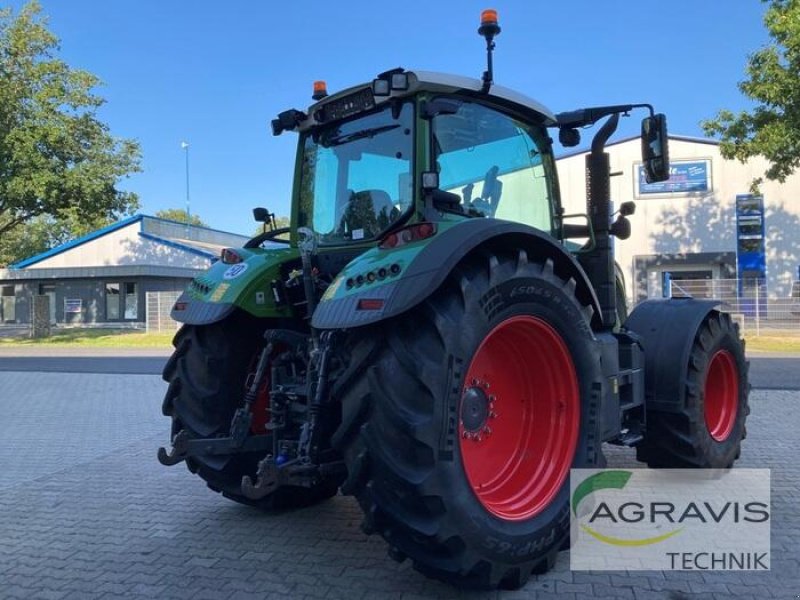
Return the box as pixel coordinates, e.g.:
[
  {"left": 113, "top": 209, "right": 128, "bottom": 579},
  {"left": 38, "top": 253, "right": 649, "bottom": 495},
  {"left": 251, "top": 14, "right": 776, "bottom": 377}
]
[{"left": 157, "top": 430, "right": 272, "bottom": 466}]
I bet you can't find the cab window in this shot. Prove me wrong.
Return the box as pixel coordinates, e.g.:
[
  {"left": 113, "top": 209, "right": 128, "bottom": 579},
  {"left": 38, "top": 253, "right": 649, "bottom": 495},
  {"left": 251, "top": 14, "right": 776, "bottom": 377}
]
[{"left": 432, "top": 100, "right": 553, "bottom": 232}]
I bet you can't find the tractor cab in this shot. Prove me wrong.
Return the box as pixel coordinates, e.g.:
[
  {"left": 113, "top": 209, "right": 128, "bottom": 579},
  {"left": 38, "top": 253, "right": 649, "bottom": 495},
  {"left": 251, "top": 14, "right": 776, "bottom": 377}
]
[
  {"left": 273, "top": 69, "right": 562, "bottom": 248},
  {"left": 269, "top": 63, "right": 668, "bottom": 330}
]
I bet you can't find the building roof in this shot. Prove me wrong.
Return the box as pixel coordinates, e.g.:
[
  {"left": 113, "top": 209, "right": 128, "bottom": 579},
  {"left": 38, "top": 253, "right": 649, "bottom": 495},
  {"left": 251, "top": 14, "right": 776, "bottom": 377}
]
[
  {"left": 0, "top": 264, "right": 204, "bottom": 281},
  {"left": 11, "top": 215, "right": 249, "bottom": 269}
]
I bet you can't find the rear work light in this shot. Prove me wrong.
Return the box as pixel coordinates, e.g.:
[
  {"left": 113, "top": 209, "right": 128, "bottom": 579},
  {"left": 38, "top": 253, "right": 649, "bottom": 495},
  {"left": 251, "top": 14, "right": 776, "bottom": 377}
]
[
  {"left": 372, "top": 69, "right": 409, "bottom": 96},
  {"left": 220, "top": 248, "right": 243, "bottom": 264},
  {"left": 379, "top": 222, "right": 437, "bottom": 250}
]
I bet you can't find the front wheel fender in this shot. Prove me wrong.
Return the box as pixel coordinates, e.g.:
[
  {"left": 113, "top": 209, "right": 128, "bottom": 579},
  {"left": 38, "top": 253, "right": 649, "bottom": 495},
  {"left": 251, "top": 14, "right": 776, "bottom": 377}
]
[{"left": 624, "top": 298, "right": 720, "bottom": 413}]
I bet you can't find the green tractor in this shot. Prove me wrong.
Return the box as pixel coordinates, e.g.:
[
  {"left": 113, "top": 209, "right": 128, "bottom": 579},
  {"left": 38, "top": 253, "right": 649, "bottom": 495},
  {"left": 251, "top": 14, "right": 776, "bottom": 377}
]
[{"left": 159, "top": 11, "right": 749, "bottom": 589}]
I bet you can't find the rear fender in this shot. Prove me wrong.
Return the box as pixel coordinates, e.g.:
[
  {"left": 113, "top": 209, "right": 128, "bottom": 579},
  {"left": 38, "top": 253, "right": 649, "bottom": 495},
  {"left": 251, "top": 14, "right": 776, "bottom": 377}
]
[
  {"left": 311, "top": 219, "right": 602, "bottom": 330},
  {"left": 623, "top": 298, "right": 719, "bottom": 413},
  {"left": 171, "top": 247, "right": 299, "bottom": 325}
]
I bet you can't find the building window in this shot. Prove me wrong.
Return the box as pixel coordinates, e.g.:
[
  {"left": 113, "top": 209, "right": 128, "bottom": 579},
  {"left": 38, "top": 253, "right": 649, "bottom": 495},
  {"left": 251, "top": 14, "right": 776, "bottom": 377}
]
[
  {"left": 106, "top": 283, "right": 120, "bottom": 320},
  {"left": 106, "top": 282, "right": 138, "bottom": 321},
  {"left": 124, "top": 282, "right": 138, "bottom": 319},
  {"left": 1, "top": 285, "right": 15, "bottom": 322}
]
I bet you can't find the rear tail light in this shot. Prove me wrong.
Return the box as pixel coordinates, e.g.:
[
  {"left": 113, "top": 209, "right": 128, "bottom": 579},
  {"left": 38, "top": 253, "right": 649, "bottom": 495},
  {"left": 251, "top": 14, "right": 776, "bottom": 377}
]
[
  {"left": 379, "top": 222, "right": 437, "bottom": 249},
  {"left": 357, "top": 298, "right": 385, "bottom": 311},
  {"left": 221, "top": 248, "right": 243, "bottom": 264}
]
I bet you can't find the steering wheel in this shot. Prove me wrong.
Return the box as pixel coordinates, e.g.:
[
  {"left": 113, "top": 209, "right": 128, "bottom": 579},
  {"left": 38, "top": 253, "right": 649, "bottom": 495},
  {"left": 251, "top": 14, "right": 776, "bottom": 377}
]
[{"left": 244, "top": 227, "right": 291, "bottom": 248}]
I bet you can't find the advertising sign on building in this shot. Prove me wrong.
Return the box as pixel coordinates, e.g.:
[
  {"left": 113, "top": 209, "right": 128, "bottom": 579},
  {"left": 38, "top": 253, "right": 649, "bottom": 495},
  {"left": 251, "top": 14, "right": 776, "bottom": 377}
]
[
  {"left": 64, "top": 298, "right": 82, "bottom": 314},
  {"left": 637, "top": 160, "right": 711, "bottom": 196}
]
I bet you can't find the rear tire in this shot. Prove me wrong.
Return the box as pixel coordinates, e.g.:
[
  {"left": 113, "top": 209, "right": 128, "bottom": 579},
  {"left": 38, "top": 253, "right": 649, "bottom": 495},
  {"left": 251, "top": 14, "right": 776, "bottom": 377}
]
[
  {"left": 637, "top": 311, "right": 750, "bottom": 468},
  {"left": 161, "top": 312, "right": 339, "bottom": 509},
  {"left": 332, "top": 248, "right": 605, "bottom": 588}
]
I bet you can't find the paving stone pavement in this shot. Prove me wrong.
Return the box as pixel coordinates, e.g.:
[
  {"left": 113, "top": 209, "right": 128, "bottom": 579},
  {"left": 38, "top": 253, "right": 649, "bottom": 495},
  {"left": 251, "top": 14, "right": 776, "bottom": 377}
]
[{"left": 0, "top": 372, "right": 797, "bottom": 599}]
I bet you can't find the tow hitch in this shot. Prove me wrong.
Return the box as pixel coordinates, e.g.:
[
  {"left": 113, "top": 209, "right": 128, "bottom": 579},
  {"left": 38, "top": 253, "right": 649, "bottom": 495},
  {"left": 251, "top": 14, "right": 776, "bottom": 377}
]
[{"left": 157, "top": 430, "right": 272, "bottom": 466}]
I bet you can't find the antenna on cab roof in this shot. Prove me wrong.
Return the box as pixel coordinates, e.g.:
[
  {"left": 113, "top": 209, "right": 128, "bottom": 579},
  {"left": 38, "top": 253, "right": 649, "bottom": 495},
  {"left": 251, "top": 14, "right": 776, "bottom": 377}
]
[{"left": 478, "top": 9, "right": 501, "bottom": 93}]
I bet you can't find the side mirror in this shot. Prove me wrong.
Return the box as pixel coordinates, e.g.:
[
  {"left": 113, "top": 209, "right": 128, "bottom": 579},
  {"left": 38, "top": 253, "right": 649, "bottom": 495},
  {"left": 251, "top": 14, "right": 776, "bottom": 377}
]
[
  {"left": 641, "top": 113, "right": 669, "bottom": 183},
  {"left": 253, "top": 207, "right": 269, "bottom": 222}
]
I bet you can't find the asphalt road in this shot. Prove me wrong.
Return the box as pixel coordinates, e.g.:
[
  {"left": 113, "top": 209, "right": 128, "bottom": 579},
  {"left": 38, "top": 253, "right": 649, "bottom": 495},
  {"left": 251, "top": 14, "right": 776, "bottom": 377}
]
[
  {"left": 0, "top": 355, "right": 168, "bottom": 375},
  {"left": 0, "top": 356, "right": 167, "bottom": 375},
  {"left": 0, "top": 352, "right": 797, "bottom": 389},
  {"left": 748, "top": 356, "right": 800, "bottom": 390}
]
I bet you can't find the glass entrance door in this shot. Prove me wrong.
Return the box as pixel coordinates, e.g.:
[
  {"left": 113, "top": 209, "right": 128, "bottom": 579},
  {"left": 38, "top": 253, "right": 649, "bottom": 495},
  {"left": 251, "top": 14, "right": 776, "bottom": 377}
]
[{"left": 39, "top": 284, "right": 57, "bottom": 324}]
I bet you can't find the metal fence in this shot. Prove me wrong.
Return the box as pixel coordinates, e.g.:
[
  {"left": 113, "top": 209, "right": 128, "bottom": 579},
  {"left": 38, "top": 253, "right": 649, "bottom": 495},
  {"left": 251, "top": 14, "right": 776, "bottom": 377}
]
[
  {"left": 654, "top": 278, "right": 800, "bottom": 336},
  {"left": 145, "top": 291, "right": 182, "bottom": 333},
  {"left": 146, "top": 281, "right": 800, "bottom": 337}
]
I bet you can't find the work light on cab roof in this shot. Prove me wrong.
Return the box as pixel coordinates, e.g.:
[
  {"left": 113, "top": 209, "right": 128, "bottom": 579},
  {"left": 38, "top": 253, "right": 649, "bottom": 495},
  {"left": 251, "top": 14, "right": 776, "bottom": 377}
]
[{"left": 372, "top": 68, "right": 409, "bottom": 96}]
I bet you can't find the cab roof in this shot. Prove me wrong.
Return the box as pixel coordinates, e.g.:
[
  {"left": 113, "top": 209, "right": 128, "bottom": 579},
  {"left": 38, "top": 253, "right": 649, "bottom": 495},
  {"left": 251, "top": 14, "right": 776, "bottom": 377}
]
[
  {"left": 408, "top": 70, "right": 556, "bottom": 124},
  {"left": 301, "top": 69, "right": 557, "bottom": 129}
]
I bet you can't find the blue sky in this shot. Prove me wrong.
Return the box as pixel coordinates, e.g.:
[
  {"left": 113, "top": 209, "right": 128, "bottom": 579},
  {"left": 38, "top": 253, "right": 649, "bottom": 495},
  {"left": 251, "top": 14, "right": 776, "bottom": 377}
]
[{"left": 11, "top": 1, "right": 769, "bottom": 235}]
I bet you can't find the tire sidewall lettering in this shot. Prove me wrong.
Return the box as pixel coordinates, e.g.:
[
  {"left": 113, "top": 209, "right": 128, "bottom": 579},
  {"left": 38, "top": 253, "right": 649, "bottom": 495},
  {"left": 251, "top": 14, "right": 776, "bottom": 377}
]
[{"left": 438, "top": 273, "right": 601, "bottom": 561}]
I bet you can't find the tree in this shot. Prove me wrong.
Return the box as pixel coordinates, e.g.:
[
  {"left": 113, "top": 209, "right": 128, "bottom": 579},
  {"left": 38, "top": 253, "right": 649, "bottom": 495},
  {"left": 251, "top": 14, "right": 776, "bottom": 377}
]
[
  {"left": 155, "top": 208, "right": 207, "bottom": 227},
  {"left": 702, "top": 0, "right": 800, "bottom": 188},
  {"left": 0, "top": 2, "right": 141, "bottom": 255}
]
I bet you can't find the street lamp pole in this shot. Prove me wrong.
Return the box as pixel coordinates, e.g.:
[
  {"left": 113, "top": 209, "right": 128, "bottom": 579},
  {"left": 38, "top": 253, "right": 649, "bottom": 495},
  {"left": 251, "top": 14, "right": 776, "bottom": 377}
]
[{"left": 181, "top": 141, "right": 190, "bottom": 238}]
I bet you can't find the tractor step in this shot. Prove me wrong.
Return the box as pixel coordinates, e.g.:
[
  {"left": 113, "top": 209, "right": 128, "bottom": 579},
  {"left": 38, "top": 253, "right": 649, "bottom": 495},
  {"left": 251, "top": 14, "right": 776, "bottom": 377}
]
[{"left": 610, "top": 430, "right": 644, "bottom": 447}]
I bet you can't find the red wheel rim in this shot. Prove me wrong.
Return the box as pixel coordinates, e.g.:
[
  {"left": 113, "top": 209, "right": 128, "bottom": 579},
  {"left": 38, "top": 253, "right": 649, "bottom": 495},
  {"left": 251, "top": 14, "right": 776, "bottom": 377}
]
[
  {"left": 459, "top": 315, "right": 580, "bottom": 521},
  {"left": 704, "top": 349, "right": 739, "bottom": 442}
]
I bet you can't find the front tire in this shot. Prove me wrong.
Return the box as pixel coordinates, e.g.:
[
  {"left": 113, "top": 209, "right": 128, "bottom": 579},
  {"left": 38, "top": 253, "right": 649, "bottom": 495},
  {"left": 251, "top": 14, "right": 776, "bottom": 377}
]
[
  {"left": 637, "top": 311, "right": 750, "bottom": 468},
  {"left": 332, "top": 248, "right": 605, "bottom": 588},
  {"left": 161, "top": 312, "right": 339, "bottom": 508}
]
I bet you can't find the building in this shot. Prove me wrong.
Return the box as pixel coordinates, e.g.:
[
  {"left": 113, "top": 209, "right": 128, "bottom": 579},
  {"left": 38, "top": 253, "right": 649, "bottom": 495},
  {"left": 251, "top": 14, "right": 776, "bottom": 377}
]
[
  {"left": 556, "top": 135, "right": 800, "bottom": 304},
  {"left": 0, "top": 215, "right": 248, "bottom": 326},
  {"left": 4, "top": 139, "right": 797, "bottom": 325}
]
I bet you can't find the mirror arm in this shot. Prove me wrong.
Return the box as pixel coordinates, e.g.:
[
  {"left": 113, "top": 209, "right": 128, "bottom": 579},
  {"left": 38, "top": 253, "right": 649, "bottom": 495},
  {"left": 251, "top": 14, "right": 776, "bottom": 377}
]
[{"left": 556, "top": 103, "right": 653, "bottom": 129}]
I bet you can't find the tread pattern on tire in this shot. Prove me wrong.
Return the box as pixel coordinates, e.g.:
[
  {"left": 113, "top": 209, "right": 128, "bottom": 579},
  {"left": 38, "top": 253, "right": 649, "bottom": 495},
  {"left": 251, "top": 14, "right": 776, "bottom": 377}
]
[
  {"left": 162, "top": 312, "right": 339, "bottom": 509},
  {"left": 637, "top": 311, "right": 750, "bottom": 468},
  {"left": 332, "top": 247, "right": 605, "bottom": 588}
]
